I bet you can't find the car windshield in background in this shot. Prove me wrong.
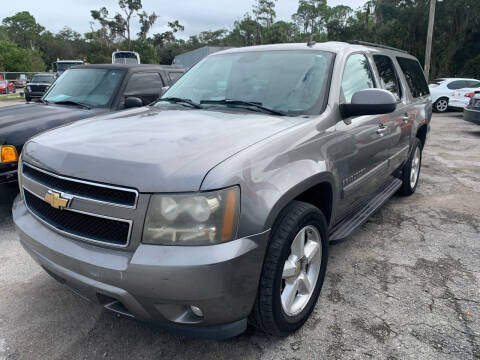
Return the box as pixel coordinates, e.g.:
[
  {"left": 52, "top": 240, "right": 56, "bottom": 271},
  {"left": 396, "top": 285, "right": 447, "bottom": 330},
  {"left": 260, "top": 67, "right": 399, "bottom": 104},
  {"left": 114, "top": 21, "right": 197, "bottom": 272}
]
[
  {"left": 159, "top": 50, "right": 334, "bottom": 115},
  {"left": 57, "top": 62, "right": 82, "bottom": 72},
  {"left": 0, "top": 81, "right": 6, "bottom": 85},
  {"left": 44, "top": 69, "right": 125, "bottom": 107},
  {"left": 31, "top": 75, "right": 54, "bottom": 83}
]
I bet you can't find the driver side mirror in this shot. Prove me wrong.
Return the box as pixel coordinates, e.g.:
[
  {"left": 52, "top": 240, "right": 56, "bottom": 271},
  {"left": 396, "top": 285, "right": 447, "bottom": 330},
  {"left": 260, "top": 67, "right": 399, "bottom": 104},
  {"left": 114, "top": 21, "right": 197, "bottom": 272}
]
[
  {"left": 340, "top": 89, "right": 397, "bottom": 118},
  {"left": 124, "top": 96, "right": 144, "bottom": 109}
]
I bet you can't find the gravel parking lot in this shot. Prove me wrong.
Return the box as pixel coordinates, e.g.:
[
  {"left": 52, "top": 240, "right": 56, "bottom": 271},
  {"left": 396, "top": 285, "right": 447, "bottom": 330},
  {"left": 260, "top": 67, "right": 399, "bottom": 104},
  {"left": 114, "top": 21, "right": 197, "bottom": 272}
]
[{"left": 0, "top": 112, "right": 478, "bottom": 360}]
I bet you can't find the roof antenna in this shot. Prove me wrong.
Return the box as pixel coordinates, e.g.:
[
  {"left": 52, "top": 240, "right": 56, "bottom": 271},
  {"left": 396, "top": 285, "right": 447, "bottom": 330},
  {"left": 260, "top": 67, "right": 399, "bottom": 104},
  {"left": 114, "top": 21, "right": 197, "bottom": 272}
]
[{"left": 307, "top": 33, "right": 316, "bottom": 47}]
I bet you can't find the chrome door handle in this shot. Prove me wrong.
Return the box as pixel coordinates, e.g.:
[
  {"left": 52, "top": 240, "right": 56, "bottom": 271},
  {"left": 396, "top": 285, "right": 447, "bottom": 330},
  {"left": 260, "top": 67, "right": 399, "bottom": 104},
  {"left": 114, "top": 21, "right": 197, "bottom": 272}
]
[{"left": 376, "top": 126, "right": 388, "bottom": 136}]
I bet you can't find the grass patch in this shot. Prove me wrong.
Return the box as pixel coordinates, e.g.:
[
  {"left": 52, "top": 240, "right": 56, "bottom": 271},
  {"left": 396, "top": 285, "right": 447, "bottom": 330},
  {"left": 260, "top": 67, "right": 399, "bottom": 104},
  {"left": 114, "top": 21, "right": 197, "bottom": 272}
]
[{"left": 0, "top": 93, "right": 23, "bottom": 101}]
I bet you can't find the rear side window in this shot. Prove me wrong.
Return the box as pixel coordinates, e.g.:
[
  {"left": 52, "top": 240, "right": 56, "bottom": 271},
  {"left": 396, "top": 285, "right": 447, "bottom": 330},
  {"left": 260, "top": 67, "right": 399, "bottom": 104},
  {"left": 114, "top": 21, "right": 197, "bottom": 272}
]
[
  {"left": 396, "top": 57, "right": 429, "bottom": 98},
  {"left": 168, "top": 72, "right": 184, "bottom": 84},
  {"left": 373, "top": 55, "right": 402, "bottom": 101},
  {"left": 467, "top": 80, "right": 480, "bottom": 88},
  {"left": 124, "top": 73, "right": 164, "bottom": 95},
  {"left": 447, "top": 80, "right": 468, "bottom": 90},
  {"left": 341, "top": 54, "right": 376, "bottom": 103}
]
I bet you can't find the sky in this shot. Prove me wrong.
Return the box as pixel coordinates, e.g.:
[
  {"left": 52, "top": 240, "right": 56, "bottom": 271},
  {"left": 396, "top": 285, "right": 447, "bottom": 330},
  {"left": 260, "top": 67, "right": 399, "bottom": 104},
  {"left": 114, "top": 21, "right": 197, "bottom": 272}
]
[{"left": 0, "top": 0, "right": 367, "bottom": 39}]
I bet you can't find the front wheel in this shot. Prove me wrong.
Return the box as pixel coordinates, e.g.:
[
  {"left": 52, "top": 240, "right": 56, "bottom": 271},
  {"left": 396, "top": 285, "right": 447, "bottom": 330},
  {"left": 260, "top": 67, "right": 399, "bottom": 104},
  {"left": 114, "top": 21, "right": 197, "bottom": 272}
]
[
  {"left": 399, "top": 138, "right": 422, "bottom": 196},
  {"left": 434, "top": 98, "right": 449, "bottom": 112},
  {"left": 250, "top": 201, "right": 329, "bottom": 335}
]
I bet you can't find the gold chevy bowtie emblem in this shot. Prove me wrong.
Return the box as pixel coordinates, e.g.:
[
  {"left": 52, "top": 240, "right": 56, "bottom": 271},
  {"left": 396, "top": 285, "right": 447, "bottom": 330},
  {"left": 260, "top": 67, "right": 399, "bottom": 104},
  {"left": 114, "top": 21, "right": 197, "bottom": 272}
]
[{"left": 44, "top": 191, "right": 69, "bottom": 210}]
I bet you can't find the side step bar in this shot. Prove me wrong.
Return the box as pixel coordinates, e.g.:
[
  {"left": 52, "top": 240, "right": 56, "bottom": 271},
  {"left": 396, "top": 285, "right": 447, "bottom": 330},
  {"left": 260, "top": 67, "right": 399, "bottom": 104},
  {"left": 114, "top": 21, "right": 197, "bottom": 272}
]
[{"left": 329, "top": 178, "right": 402, "bottom": 244}]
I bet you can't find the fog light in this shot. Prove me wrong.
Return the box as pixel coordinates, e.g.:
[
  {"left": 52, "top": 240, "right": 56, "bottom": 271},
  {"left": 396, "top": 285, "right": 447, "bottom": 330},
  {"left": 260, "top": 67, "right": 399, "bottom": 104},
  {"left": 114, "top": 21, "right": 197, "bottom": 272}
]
[{"left": 190, "top": 305, "right": 203, "bottom": 317}]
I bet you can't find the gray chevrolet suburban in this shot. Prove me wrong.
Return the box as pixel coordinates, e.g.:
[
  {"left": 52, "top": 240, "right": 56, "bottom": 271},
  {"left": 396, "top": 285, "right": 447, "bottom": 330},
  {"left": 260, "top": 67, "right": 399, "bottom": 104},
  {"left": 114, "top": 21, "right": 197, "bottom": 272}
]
[{"left": 13, "top": 41, "right": 432, "bottom": 339}]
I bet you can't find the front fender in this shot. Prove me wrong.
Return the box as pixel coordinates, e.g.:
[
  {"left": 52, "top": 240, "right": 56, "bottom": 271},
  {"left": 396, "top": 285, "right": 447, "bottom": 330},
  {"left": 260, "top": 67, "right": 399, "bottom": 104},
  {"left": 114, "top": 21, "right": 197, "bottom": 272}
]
[{"left": 200, "top": 116, "right": 340, "bottom": 239}]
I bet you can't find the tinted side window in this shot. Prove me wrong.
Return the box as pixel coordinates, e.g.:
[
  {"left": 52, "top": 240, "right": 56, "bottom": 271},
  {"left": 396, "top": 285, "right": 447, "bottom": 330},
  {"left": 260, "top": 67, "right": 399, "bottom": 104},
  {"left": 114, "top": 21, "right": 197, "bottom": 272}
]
[
  {"left": 124, "top": 73, "right": 164, "bottom": 95},
  {"left": 447, "top": 80, "right": 467, "bottom": 90},
  {"left": 467, "top": 81, "right": 480, "bottom": 88},
  {"left": 341, "top": 54, "right": 376, "bottom": 103},
  {"left": 396, "top": 57, "right": 429, "bottom": 98},
  {"left": 373, "top": 55, "right": 402, "bottom": 101},
  {"left": 168, "top": 72, "right": 184, "bottom": 84}
]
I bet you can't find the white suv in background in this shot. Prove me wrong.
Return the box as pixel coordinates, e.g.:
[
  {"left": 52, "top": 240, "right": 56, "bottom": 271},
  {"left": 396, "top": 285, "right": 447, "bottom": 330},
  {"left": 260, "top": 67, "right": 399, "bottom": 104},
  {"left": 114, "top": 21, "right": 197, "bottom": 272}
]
[{"left": 429, "top": 78, "right": 480, "bottom": 112}]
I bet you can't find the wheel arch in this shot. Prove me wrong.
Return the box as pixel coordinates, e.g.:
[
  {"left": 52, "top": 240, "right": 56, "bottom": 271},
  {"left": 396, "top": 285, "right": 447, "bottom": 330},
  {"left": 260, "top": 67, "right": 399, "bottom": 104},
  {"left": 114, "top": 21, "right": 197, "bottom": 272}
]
[
  {"left": 416, "top": 124, "right": 428, "bottom": 149},
  {"left": 264, "top": 172, "right": 337, "bottom": 232}
]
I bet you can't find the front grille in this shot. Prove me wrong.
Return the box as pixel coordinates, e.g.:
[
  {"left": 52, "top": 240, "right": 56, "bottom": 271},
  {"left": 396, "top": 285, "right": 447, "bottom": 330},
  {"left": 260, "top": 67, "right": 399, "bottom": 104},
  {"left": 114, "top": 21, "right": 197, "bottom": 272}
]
[
  {"left": 29, "top": 85, "right": 47, "bottom": 92},
  {"left": 23, "top": 164, "right": 137, "bottom": 207},
  {"left": 24, "top": 190, "right": 130, "bottom": 246}
]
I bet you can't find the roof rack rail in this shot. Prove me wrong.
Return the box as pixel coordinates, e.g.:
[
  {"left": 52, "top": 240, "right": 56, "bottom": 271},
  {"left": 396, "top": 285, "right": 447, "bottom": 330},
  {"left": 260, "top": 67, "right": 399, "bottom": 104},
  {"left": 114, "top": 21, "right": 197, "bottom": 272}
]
[{"left": 349, "top": 40, "right": 408, "bottom": 54}]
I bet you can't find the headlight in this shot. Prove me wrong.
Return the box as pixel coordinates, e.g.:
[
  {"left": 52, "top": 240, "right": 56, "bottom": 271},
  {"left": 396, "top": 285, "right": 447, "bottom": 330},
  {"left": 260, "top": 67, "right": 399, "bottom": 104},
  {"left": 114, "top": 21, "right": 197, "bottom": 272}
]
[{"left": 143, "top": 186, "right": 240, "bottom": 246}]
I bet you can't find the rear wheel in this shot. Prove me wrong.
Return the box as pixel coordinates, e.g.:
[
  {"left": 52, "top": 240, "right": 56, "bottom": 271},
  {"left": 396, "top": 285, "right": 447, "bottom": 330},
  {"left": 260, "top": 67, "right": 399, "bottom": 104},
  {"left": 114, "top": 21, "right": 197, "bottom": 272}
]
[
  {"left": 434, "top": 97, "right": 449, "bottom": 112},
  {"left": 399, "top": 138, "right": 422, "bottom": 196},
  {"left": 251, "top": 201, "right": 328, "bottom": 335}
]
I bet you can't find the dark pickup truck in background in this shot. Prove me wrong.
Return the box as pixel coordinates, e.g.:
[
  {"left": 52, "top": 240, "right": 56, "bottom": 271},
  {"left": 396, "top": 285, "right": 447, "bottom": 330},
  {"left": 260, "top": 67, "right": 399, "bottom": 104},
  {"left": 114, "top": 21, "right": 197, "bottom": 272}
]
[
  {"left": 0, "top": 64, "right": 184, "bottom": 184},
  {"left": 24, "top": 73, "right": 56, "bottom": 102}
]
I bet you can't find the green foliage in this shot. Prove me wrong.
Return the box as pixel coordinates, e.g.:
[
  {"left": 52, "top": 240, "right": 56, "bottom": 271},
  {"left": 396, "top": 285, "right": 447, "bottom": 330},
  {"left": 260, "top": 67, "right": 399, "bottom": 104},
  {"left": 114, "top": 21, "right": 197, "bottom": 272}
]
[
  {"left": 0, "top": 0, "right": 479, "bottom": 78},
  {"left": 0, "top": 40, "right": 33, "bottom": 71}
]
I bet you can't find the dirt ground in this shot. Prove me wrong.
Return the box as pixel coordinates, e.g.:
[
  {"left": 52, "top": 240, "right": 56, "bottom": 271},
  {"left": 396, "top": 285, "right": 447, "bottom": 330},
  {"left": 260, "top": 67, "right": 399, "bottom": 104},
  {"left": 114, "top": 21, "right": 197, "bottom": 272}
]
[{"left": 0, "top": 112, "right": 478, "bottom": 360}]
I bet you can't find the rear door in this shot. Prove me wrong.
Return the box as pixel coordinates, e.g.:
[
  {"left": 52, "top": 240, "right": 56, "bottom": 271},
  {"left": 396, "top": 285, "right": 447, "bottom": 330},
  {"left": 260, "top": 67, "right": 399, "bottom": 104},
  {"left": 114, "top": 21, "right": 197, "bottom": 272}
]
[
  {"left": 396, "top": 56, "right": 431, "bottom": 151},
  {"left": 372, "top": 54, "right": 411, "bottom": 172}
]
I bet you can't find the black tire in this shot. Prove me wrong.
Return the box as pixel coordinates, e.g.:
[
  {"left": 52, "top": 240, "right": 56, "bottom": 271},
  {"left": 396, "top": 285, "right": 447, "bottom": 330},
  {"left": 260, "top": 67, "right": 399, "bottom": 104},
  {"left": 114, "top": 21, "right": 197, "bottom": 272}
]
[
  {"left": 433, "top": 97, "right": 449, "bottom": 113},
  {"left": 25, "top": 95, "right": 31, "bottom": 102},
  {"left": 399, "top": 138, "right": 422, "bottom": 196},
  {"left": 13, "top": 87, "right": 16, "bottom": 93},
  {"left": 250, "top": 201, "right": 329, "bottom": 336}
]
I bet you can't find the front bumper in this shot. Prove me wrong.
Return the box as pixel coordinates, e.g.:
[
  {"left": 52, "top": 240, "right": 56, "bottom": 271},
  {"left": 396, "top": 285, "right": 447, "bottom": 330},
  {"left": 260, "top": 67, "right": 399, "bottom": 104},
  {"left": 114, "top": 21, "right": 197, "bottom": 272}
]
[
  {"left": 13, "top": 195, "right": 268, "bottom": 338},
  {"left": 25, "top": 91, "right": 45, "bottom": 98},
  {"left": 464, "top": 108, "right": 480, "bottom": 125}
]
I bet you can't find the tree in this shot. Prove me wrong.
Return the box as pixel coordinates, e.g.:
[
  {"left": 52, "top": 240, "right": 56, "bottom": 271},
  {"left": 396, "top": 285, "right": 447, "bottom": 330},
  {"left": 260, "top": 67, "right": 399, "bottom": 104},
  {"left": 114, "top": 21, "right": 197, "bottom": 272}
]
[
  {"left": 2, "top": 11, "right": 45, "bottom": 50},
  {"left": 253, "top": 0, "right": 277, "bottom": 28},
  {"left": 0, "top": 40, "right": 33, "bottom": 71},
  {"left": 91, "top": 0, "right": 155, "bottom": 49}
]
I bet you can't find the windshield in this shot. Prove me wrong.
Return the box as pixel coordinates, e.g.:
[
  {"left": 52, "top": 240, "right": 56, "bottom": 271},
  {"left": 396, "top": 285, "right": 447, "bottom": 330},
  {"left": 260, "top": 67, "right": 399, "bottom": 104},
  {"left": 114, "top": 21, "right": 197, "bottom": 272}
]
[
  {"left": 44, "top": 68, "right": 125, "bottom": 107},
  {"left": 159, "top": 50, "right": 334, "bottom": 115},
  {"left": 32, "top": 75, "right": 54, "bottom": 83},
  {"left": 0, "top": 80, "right": 6, "bottom": 85}
]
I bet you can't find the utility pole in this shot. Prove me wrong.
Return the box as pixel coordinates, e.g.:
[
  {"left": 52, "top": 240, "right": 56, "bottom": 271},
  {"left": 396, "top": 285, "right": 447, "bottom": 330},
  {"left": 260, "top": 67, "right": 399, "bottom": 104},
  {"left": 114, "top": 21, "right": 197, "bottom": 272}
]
[{"left": 424, "top": 0, "right": 437, "bottom": 81}]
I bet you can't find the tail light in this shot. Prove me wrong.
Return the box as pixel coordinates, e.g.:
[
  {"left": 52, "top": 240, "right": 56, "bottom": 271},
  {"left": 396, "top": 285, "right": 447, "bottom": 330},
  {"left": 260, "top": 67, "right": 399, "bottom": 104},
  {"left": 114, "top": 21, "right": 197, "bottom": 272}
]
[{"left": 465, "top": 92, "right": 475, "bottom": 98}]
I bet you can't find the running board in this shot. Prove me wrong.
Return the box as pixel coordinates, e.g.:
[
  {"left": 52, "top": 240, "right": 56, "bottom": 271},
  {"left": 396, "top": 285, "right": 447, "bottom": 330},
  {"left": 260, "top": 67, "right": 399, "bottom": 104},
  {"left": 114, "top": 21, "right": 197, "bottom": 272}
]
[{"left": 329, "top": 178, "right": 402, "bottom": 244}]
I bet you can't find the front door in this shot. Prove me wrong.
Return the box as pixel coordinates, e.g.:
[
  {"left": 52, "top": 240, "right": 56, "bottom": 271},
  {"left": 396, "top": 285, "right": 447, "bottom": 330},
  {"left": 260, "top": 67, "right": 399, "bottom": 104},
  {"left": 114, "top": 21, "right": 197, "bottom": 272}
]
[{"left": 334, "top": 53, "right": 392, "bottom": 218}]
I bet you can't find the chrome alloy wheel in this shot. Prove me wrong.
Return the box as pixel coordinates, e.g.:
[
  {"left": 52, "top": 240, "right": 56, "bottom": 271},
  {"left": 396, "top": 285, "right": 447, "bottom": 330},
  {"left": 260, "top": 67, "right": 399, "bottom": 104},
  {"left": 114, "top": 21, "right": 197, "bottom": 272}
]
[
  {"left": 410, "top": 147, "right": 421, "bottom": 189},
  {"left": 281, "top": 225, "right": 322, "bottom": 316},
  {"left": 436, "top": 99, "right": 448, "bottom": 112}
]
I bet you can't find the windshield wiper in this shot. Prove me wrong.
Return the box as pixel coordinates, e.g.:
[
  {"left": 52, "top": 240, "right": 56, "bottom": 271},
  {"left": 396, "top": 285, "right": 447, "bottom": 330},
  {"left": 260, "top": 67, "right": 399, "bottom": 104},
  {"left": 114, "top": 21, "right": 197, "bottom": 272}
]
[
  {"left": 200, "top": 99, "right": 287, "bottom": 116},
  {"left": 52, "top": 100, "right": 91, "bottom": 110},
  {"left": 40, "top": 99, "right": 49, "bottom": 105},
  {"left": 157, "top": 97, "right": 203, "bottom": 109}
]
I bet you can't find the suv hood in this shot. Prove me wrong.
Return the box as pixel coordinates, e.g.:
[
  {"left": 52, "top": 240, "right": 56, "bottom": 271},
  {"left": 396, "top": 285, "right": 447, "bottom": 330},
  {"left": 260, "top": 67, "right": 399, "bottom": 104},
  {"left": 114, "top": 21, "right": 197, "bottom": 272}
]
[
  {"left": 0, "top": 103, "right": 105, "bottom": 150},
  {"left": 23, "top": 107, "right": 296, "bottom": 192}
]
